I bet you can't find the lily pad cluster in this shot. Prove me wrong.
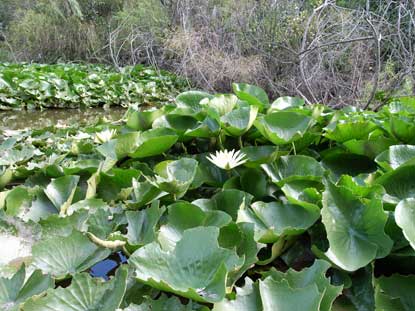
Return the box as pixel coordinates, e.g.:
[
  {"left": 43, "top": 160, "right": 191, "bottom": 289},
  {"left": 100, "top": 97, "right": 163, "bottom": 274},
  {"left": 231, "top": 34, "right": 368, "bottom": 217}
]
[
  {"left": 0, "top": 63, "right": 187, "bottom": 110},
  {"left": 1, "top": 84, "right": 415, "bottom": 310}
]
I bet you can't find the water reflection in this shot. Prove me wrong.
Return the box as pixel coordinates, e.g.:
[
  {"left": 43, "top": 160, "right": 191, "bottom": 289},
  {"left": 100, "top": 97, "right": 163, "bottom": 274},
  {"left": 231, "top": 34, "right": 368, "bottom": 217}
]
[{"left": 0, "top": 107, "right": 126, "bottom": 130}]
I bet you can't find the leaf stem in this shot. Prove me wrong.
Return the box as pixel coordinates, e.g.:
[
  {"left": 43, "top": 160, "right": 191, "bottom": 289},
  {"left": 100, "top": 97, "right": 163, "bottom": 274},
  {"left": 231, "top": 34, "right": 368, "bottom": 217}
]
[
  {"left": 87, "top": 232, "right": 126, "bottom": 250},
  {"left": 257, "top": 237, "right": 286, "bottom": 265},
  {"left": 238, "top": 136, "right": 243, "bottom": 149}
]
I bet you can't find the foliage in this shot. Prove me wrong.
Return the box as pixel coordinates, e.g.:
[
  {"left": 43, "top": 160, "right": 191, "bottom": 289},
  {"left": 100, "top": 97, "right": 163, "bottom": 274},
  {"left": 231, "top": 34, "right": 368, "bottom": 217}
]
[
  {"left": 1, "top": 0, "right": 414, "bottom": 107},
  {"left": 0, "top": 63, "right": 187, "bottom": 110},
  {"left": 1, "top": 84, "right": 415, "bottom": 309}
]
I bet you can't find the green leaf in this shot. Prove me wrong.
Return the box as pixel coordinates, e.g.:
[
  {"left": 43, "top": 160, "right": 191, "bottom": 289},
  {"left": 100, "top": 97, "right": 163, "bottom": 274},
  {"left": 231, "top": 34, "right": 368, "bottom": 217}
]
[
  {"left": 44, "top": 175, "right": 79, "bottom": 215},
  {"left": 0, "top": 168, "right": 13, "bottom": 190},
  {"left": 213, "top": 278, "right": 262, "bottom": 311},
  {"left": 344, "top": 266, "right": 375, "bottom": 311},
  {"left": 126, "top": 202, "right": 165, "bottom": 246},
  {"left": 395, "top": 198, "right": 415, "bottom": 250},
  {"left": 238, "top": 201, "right": 320, "bottom": 243},
  {"left": 262, "top": 155, "right": 324, "bottom": 186},
  {"left": 129, "top": 128, "right": 179, "bottom": 159},
  {"left": 204, "top": 94, "right": 238, "bottom": 116},
  {"left": 176, "top": 91, "right": 213, "bottom": 113},
  {"left": 220, "top": 222, "right": 264, "bottom": 287},
  {"left": 343, "top": 136, "right": 395, "bottom": 159},
  {"left": 5, "top": 186, "right": 31, "bottom": 216},
  {"left": 185, "top": 117, "right": 220, "bottom": 138},
  {"left": 321, "top": 149, "right": 377, "bottom": 178},
  {"left": 158, "top": 202, "right": 231, "bottom": 251},
  {"left": 0, "top": 146, "right": 40, "bottom": 166},
  {"left": 324, "top": 119, "right": 377, "bottom": 143},
  {"left": 0, "top": 265, "right": 53, "bottom": 311},
  {"left": 375, "top": 274, "right": 415, "bottom": 311},
  {"left": 268, "top": 96, "right": 305, "bottom": 112},
  {"left": 388, "top": 115, "right": 415, "bottom": 144},
  {"left": 126, "top": 106, "right": 165, "bottom": 131},
  {"left": 127, "top": 179, "right": 167, "bottom": 208},
  {"left": 281, "top": 180, "right": 322, "bottom": 209},
  {"left": 260, "top": 260, "right": 342, "bottom": 311},
  {"left": 376, "top": 165, "right": 415, "bottom": 200},
  {"left": 254, "top": 112, "right": 312, "bottom": 145},
  {"left": 375, "top": 145, "right": 415, "bottom": 171},
  {"left": 97, "top": 128, "right": 178, "bottom": 160},
  {"left": 97, "top": 168, "right": 141, "bottom": 202},
  {"left": 221, "top": 105, "right": 258, "bottom": 136},
  {"left": 32, "top": 230, "right": 110, "bottom": 277},
  {"left": 260, "top": 278, "right": 322, "bottom": 311},
  {"left": 149, "top": 158, "right": 198, "bottom": 197},
  {"left": 193, "top": 189, "right": 253, "bottom": 220},
  {"left": 153, "top": 114, "right": 199, "bottom": 136},
  {"left": 240, "top": 146, "right": 281, "bottom": 168},
  {"left": 240, "top": 168, "right": 268, "bottom": 199},
  {"left": 215, "top": 260, "right": 342, "bottom": 311},
  {"left": 23, "top": 266, "right": 128, "bottom": 311},
  {"left": 123, "top": 294, "right": 209, "bottom": 311},
  {"left": 130, "top": 227, "right": 241, "bottom": 303},
  {"left": 322, "top": 180, "right": 393, "bottom": 271},
  {"left": 232, "top": 83, "right": 269, "bottom": 111}
]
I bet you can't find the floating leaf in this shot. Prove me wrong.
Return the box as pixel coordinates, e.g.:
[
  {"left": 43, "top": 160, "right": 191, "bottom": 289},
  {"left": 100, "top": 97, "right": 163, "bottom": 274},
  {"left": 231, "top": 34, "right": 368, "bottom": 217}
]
[
  {"left": 44, "top": 175, "right": 79, "bottom": 215},
  {"left": 0, "top": 265, "right": 53, "bottom": 311},
  {"left": 130, "top": 227, "right": 241, "bottom": 303},
  {"left": 32, "top": 230, "right": 110, "bottom": 277},
  {"left": 254, "top": 112, "right": 312, "bottom": 145},
  {"left": 232, "top": 83, "right": 269, "bottom": 111},
  {"left": 262, "top": 155, "right": 324, "bottom": 186},
  {"left": 149, "top": 158, "right": 198, "bottom": 197},
  {"left": 126, "top": 202, "right": 165, "bottom": 246},
  {"left": 376, "top": 165, "right": 415, "bottom": 200},
  {"left": 268, "top": 96, "right": 305, "bottom": 112},
  {"left": 375, "top": 145, "right": 415, "bottom": 171},
  {"left": 322, "top": 180, "right": 393, "bottom": 271},
  {"left": 395, "top": 198, "right": 415, "bottom": 250},
  {"left": 215, "top": 260, "right": 342, "bottom": 311},
  {"left": 375, "top": 274, "right": 415, "bottom": 311},
  {"left": 221, "top": 105, "right": 258, "bottom": 136},
  {"left": 238, "top": 201, "right": 320, "bottom": 243},
  {"left": 23, "top": 266, "right": 128, "bottom": 311}
]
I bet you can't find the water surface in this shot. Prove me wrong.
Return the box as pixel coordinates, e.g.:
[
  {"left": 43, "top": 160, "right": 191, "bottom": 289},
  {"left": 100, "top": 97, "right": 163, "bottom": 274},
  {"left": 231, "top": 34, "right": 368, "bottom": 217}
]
[{"left": 0, "top": 107, "right": 126, "bottom": 130}]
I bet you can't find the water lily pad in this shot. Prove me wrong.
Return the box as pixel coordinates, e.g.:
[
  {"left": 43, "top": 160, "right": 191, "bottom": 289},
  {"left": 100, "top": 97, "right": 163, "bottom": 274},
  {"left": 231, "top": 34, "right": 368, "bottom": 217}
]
[
  {"left": 262, "top": 155, "right": 324, "bottom": 186},
  {"left": 32, "top": 230, "right": 110, "bottom": 277},
  {"left": 215, "top": 260, "right": 342, "bottom": 311},
  {"left": 149, "top": 158, "right": 198, "bottom": 197},
  {"left": 375, "top": 274, "right": 415, "bottom": 311},
  {"left": 322, "top": 180, "right": 393, "bottom": 271},
  {"left": 221, "top": 105, "right": 258, "bottom": 136},
  {"left": 130, "top": 227, "right": 241, "bottom": 303},
  {"left": 0, "top": 265, "right": 53, "bottom": 311},
  {"left": 395, "top": 198, "right": 415, "bottom": 250},
  {"left": 254, "top": 112, "right": 312, "bottom": 145},
  {"left": 23, "top": 266, "right": 128, "bottom": 311},
  {"left": 375, "top": 145, "right": 415, "bottom": 171},
  {"left": 238, "top": 201, "right": 320, "bottom": 243},
  {"left": 44, "top": 175, "right": 79, "bottom": 215},
  {"left": 232, "top": 83, "right": 269, "bottom": 111}
]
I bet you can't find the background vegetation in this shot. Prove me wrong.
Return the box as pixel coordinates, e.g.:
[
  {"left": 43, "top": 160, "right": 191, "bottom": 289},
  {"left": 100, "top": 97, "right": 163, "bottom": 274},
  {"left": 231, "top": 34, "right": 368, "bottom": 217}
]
[{"left": 1, "top": 0, "right": 414, "bottom": 108}]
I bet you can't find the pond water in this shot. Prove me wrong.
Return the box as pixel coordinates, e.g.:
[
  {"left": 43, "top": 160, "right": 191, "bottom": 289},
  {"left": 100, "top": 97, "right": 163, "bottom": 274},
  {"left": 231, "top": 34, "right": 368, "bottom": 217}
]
[{"left": 0, "top": 107, "right": 126, "bottom": 130}]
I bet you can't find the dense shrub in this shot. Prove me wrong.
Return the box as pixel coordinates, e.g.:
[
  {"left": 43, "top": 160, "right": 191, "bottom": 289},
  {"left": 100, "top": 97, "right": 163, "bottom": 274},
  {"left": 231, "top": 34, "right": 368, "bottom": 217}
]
[{"left": 0, "top": 0, "right": 414, "bottom": 107}]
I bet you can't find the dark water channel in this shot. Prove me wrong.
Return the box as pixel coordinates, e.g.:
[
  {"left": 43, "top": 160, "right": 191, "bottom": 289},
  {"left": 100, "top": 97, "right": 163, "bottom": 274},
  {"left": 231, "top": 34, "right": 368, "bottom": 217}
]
[
  {"left": 0, "top": 107, "right": 126, "bottom": 130},
  {"left": 89, "top": 251, "right": 128, "bottom": 280}
]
